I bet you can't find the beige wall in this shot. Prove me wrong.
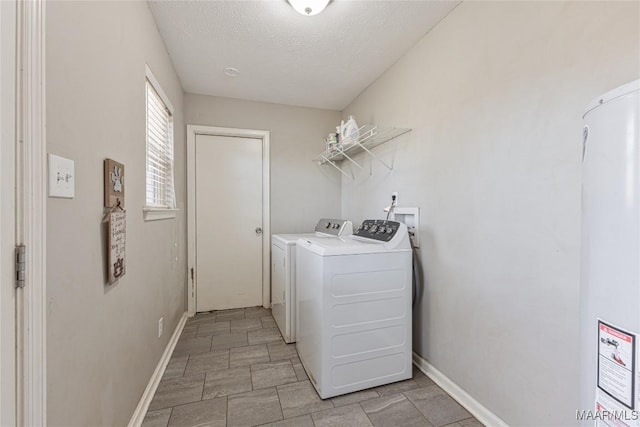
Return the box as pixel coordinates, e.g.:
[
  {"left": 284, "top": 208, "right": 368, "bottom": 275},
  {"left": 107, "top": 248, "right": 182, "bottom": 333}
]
[
  {"left": 185, "top": 94, "right": 342, "bottom": 234},
  {"left": 46, "top": 2, "right": 186, "bottom": 425},
  {"left": 341, "top": 1, "right": 639, "bottom": 425}
]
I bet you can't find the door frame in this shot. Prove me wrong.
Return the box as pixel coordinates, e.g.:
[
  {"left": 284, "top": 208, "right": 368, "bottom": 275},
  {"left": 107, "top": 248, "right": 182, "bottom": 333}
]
[
  {"left": 186, "top": 125, "right": 270, "bottom": 315},
  {"left": 0, "top": 1, "right": 18, "bottom": 424},
  {"left": 8, "top": 0, "right": 47, "bottom": 425}
]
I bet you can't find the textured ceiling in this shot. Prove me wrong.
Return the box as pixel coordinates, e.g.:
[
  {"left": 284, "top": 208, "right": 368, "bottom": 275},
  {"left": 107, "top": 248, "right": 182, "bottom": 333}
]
[{"left": 148, "top": 1, "right": 460, "bottom": 110}]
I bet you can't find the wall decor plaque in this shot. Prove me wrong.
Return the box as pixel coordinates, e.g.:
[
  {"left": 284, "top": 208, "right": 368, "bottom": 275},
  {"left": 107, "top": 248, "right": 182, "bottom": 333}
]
[
  {"left": 108, "top": 210, "right": 126, "bottom": 284},
  {"left": 104, "top": 159, "right": 125, "bottom": 208}
]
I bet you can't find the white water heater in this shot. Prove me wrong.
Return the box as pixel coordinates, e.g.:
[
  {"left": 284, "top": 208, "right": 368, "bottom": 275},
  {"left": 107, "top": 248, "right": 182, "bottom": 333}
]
[{"left": 581, "top": 80, "right": 640, "bottom": 422}]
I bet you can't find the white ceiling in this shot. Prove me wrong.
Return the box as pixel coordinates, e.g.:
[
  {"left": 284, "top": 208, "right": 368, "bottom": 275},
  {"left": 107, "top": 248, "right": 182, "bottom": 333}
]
[{"left": 148, "top": 1, "right": 460, "bottom": 110}]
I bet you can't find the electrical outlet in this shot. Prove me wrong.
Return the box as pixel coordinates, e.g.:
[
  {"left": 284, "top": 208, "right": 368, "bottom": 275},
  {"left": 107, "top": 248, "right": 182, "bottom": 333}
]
[
  {"left": 158, "top": 317, "right": 164, "bottom": 338},
  {"left": 392, "top": 192, "right": 399, "bottom": 206}
]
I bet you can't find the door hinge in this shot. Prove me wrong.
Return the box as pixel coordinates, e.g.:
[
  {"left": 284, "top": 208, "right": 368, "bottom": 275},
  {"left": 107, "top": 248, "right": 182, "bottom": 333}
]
[{"left": 15, "top": 245, "right": 26, "bottom": 288}]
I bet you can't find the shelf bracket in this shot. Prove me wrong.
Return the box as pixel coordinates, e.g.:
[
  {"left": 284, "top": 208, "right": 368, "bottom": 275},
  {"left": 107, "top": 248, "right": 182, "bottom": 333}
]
[
  {"left": 335, "top": 148, "right": 362, "bottom": 170},
  {"left": 319, "top": 155, "right": 353, "bottom": 180},
  {"left": 354, "top": 140, "right": 393, "bottom": 171}
]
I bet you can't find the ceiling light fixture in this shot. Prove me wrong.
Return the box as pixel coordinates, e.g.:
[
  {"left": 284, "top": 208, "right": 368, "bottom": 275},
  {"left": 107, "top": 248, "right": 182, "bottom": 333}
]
[
  {"left": 224, "top": 67, "right": 239, "bottom": 77},
  {"left": 287, "top": 0, "right": 330, "bottom": 16}
]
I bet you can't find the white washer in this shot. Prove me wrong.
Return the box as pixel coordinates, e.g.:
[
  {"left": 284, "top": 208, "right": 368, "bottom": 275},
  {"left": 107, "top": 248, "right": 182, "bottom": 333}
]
[
  {"left": 296, "top": 220, "right": 412, "bottom": 399},
  {"left": 271, "top": 219, "right": 352, "bottom": 343}
]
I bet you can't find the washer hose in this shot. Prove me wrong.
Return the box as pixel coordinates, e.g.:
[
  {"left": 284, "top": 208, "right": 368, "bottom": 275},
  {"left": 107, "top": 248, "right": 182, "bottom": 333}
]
[{"left": 411, "top": 235, "right": 423, "bottom": 306}]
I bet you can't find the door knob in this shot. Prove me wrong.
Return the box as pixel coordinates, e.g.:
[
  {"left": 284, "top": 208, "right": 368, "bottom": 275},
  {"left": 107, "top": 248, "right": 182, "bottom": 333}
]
[{"left": 255, "top": 227, "right": 263, "bottom": 235}]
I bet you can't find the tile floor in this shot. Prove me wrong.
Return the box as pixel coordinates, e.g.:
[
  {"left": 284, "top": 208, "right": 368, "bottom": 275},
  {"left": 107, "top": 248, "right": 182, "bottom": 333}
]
[{"left": 142, "top": 307, "right": 484, "bottom": 427}]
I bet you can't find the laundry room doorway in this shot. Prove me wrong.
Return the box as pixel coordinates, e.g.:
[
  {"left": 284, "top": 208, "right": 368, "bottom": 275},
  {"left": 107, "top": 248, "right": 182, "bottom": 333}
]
[{"left": 187, "top": 125, "right": 270, "bottom": 314}]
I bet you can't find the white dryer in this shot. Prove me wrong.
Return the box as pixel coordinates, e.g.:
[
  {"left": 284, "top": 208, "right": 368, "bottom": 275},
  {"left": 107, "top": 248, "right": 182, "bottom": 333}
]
[
  {"left": 271, "top": 219, "right": 352, "bottom": 343},
  {"left": 295, "top": 220, "right": 412, "bottom": 399}
]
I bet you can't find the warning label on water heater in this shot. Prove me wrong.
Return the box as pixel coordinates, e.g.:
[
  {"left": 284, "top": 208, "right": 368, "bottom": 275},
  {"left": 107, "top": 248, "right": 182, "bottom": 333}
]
[{"left": 598, "top": 320, "right": 636, "bottom": 409}]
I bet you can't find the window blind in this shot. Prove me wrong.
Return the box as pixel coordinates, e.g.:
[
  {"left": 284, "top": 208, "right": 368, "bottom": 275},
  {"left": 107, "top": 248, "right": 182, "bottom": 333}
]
[{"left": 145, "top": 79, "right": 175, "bottom": 208}]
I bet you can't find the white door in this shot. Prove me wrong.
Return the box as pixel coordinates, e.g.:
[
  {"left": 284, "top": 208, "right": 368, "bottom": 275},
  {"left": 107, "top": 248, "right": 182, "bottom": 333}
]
[
  {"left": 195, "top": 134, "right": 263, "bottom": 311},
  {"left": 0, "top": 0, "right": 17, "bottom": 423}
]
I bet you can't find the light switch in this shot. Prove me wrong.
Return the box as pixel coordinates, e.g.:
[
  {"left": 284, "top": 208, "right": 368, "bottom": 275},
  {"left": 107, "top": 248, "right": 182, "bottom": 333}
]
[{"left": 48, "top": 154, "right": 75, "bottom": 198}]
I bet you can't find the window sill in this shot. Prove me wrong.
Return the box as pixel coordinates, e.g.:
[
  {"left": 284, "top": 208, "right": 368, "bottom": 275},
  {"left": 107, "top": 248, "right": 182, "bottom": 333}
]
[{"left": 143, "top": 207, "right": 179, "bottom": 221}]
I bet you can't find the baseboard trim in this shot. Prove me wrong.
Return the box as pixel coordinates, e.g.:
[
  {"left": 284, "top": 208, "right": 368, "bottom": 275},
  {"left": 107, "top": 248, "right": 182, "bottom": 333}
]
[
  {"left": 128, "top": 312, "right": 188, "bottom": 427},
  {"left": 412, "top": 352, "right": 509, "bottom": 427}
]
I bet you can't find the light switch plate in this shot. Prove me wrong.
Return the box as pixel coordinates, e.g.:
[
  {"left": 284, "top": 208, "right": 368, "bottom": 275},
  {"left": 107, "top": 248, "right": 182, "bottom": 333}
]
[{"left": 48, "top": 154, "right": 75, "bottom": 198}]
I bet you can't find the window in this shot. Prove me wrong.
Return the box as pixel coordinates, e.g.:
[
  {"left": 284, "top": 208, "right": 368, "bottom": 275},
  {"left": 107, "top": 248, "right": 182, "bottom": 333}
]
[{"left": 144, "top": 66, "right": 177, "bottom": 220}]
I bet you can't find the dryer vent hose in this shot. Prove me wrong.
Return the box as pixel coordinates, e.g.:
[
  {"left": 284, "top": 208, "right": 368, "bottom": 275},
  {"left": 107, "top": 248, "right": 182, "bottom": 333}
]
[{"left": 411, "top": 235, "right": 423, "bottom": 307}]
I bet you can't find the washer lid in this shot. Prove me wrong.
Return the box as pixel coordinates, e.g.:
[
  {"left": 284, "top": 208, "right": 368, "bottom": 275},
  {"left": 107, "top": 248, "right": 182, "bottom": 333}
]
[
  {"left": 296, "top": 235, "right": 410, "bottom": 256},
  {"left": 272, "top": 233, "right": 315, "bottom": 246}
]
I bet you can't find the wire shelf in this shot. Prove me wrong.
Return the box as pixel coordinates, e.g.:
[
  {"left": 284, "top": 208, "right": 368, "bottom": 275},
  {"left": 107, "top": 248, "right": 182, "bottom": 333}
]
[{"left": 314, "top": 125, "right": 411, "bottom": 179}]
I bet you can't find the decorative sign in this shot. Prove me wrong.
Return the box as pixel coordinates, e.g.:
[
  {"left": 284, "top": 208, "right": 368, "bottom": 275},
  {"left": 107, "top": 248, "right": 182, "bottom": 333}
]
[
  {"left": 104, "top": 159, "right": 125, "bottom": 208},
  {"left": 108, "top": 211, "right": 126, "bottom": 284}
]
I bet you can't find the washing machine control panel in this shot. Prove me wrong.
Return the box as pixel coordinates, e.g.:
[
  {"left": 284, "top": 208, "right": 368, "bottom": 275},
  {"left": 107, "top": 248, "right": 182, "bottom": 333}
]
[
  {"left": 314, "top": 218, "right": 353, "bottom": 236},
  {"left": 354, "top": 220, "right": 401, "bottom": 242}
]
